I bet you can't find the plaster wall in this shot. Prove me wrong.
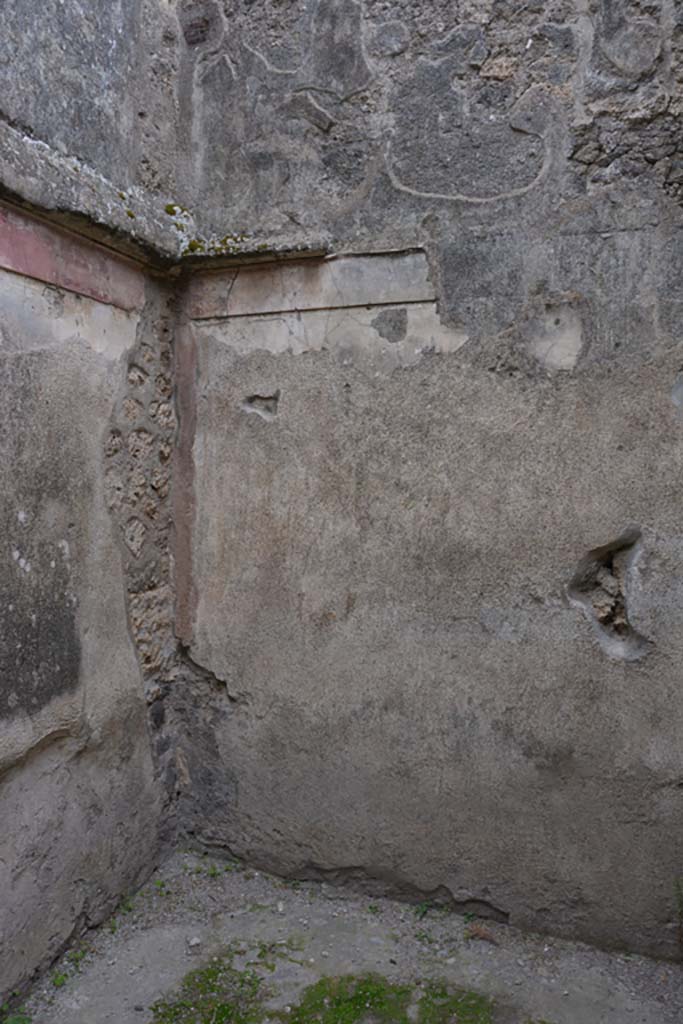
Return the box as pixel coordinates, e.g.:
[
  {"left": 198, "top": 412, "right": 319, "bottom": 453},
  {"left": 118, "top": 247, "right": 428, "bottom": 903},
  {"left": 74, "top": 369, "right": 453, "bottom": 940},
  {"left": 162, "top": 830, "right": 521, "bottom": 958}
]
[
  {"left": 176, "top": 247, "right": 683, "bottom": 960},
  {"left": 2, "top": 0, "right": 683, "bottom": 980},
  {"left": 0, "top": 208, "right": 163, "bottom": 995},
  {"left": 168, "top": 4, "right": 683, "bottom": 959}
]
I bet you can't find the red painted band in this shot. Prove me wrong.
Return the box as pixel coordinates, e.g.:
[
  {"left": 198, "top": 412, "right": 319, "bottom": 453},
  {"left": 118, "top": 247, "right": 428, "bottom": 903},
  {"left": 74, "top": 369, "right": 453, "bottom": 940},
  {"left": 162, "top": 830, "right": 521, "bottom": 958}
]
[{"left": 0, "top": 203, "right": 145, "bottom": 311}]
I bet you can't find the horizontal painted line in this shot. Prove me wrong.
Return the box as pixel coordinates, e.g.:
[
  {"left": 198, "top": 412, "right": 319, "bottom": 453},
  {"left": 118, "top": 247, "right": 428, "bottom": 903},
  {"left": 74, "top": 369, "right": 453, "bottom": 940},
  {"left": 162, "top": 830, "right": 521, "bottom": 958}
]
[
  {"left": 192, "top": 302, "right": 468, "bottom": 367},
  {"left": 0, "top": 267, "right": 139, "bottom": 360},
  {"left": 187, "top": 250, "right": 435, "bottom": 319},
  {"left": 190, "top": 297, "right": 436, "bottom": 323}
]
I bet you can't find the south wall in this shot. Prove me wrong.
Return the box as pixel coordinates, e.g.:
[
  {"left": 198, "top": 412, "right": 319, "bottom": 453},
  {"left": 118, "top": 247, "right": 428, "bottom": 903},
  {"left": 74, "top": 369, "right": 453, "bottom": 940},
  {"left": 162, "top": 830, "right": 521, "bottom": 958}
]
[{"left": 175, "top": 244, "right": 683, "bottom": 960}]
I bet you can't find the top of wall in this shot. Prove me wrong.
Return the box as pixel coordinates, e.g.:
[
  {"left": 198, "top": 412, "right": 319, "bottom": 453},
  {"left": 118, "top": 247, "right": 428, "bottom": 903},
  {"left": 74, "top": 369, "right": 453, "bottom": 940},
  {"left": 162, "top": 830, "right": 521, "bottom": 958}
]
[
  {"left": 2, "top": 0, "right": 683, "bottom": 269},
  {"left": 0, "top": 0, "right": 181, "bottom": 260}
]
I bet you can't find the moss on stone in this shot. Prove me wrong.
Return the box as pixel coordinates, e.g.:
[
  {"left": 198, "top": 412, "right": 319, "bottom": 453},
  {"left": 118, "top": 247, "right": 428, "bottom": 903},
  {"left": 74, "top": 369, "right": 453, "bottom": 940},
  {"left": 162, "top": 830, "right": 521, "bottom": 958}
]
[
  {"left": 165, "top": 202, "right": 189, "bottom": 216},
  {"left": 283, "top": 974, "right": 413, "bottom": 1024},
  {"left": 148, "top": 961, "right": 496, "bottom": 1024},
  {"left": 182, "top": 239, "right": 205, "bottom": 254},
  {"left": 418, "top": 981, "right": 494, "bottom": 1024},
  {"left": 148, "top": 953, "right": 263, "bottom": 1024}
]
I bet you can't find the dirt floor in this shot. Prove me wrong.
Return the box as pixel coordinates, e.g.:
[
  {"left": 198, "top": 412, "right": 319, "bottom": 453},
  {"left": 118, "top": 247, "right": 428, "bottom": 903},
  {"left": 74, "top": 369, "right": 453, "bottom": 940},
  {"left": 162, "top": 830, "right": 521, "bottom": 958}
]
[{"left": 11, "top": 851, "right": 683, "bottom": 1024}]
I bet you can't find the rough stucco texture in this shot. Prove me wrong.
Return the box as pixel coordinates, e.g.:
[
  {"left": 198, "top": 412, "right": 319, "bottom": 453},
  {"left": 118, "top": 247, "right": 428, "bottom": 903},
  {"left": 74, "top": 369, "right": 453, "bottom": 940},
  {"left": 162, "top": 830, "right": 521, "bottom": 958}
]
[
  {"left": 3, "top": 0, "right": 683, "bottom": 975},
  {"left": 0, "top": 250, "right": 162, "bottom": 995},
  {"left": 1, "top": 0, "right": 181, "bottom": 194},
  {"left": 181, "top": 245, "right": 683, "bottom": 960},
  {"left": 169, "top": 3, "right": 683, "bottom": 960},
  {"left": 0, "top": 0, "right": 182, "bottom": 256},
  {"left": 5, "top": 0, "right": 683, "bottom": 260},
  {"left": 174, "top": 0, "right": 683, "bottom": 253}
]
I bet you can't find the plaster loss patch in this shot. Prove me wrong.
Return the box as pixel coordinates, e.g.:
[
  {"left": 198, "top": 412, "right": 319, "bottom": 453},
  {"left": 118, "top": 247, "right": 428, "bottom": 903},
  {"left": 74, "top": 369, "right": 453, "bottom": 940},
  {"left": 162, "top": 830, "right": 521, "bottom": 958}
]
[
  {"left": 241, "top": 390, "right": 280, "bottom": 421},
  {"left": 568, "top": 529, "right": 651, "bottom": 661},
  {"left": 527, "top": 303, "right": 583, "bottom": 371}
]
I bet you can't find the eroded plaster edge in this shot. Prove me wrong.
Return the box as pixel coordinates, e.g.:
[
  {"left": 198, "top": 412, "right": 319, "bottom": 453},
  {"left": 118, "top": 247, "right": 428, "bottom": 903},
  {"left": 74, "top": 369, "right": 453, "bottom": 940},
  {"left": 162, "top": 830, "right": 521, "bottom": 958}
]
[{"left": 173, "top": 314, "right": 199, "bottom": 649}]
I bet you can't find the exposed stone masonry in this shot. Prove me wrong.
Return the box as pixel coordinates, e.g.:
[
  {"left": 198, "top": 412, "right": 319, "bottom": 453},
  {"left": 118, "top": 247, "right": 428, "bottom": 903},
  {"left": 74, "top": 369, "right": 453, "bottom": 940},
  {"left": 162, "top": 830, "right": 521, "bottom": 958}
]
[
  {"left": 104, "top": 281, "right": 181, "bottom": 839},
  {"left": 103, "top": 275, "right": 239, "bottom": 850}
]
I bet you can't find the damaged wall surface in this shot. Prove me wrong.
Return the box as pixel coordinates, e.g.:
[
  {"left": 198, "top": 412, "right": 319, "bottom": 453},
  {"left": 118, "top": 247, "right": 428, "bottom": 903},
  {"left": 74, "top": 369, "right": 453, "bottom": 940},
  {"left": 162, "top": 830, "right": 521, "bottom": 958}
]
[
  {"left": 0, "top": 208, "right": 165, "bottom": 995},
  {"left": 3, "top": 0, "right": 683, "bottom": 994},
  {"left": 178, "top": 248, "right": 683, "bottom": 959}
]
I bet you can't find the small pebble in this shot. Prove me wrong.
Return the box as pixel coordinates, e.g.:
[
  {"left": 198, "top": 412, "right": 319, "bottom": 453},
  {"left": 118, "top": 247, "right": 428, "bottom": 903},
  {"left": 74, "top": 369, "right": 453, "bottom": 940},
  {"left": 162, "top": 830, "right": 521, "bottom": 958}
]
[{"left": 189, "top": 937, "right": 201, "bottom": 947}]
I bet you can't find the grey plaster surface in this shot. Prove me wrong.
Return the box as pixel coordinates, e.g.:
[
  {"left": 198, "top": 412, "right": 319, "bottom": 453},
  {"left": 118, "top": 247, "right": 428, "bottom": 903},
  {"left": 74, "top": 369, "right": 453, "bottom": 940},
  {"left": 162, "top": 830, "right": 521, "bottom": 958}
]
[
  {"left": 180, "top": 244, "right": 683, "bottom": 959},
  {"left": 0, "top": 270, "right": 162, "bottom": 995},
  {"left": 0, "top": 0, "right": 185, "bottom": 258},
  {"left": 5, "top": 1, "right": 682, "bottom": 261}
]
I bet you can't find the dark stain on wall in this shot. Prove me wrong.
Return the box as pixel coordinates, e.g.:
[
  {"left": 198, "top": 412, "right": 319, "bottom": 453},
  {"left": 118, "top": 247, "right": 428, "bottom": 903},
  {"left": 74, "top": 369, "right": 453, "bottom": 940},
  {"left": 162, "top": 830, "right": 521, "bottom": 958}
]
[
  {"left": 0, "top": 357, "right": 83, "bottom": 719},
  {"left": 0, "top": 548, "right": 80, "bottom": 719}
]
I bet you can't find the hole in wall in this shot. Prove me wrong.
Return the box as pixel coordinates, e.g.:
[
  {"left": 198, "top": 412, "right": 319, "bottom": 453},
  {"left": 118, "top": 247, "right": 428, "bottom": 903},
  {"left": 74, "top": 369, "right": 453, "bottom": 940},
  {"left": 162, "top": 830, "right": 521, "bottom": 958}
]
[
  {"left": 183, "top": 17, "right": 211, "bottom": 44},
  {"left": 240, "top": 390, "right": 280, "bottom": 422},
  {"left": 179, "top": 0, "right": 220, "bottom": 46},
  {"left": 567, "top": 528, "right": 651, "bottom": 661}
]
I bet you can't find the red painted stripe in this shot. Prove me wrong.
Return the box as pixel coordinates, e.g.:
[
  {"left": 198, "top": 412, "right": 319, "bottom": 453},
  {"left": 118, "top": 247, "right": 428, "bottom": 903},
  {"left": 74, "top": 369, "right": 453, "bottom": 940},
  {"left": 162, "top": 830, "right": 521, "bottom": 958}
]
[{"left": 0, "top": 203, "right": 145, "bottom": 311}]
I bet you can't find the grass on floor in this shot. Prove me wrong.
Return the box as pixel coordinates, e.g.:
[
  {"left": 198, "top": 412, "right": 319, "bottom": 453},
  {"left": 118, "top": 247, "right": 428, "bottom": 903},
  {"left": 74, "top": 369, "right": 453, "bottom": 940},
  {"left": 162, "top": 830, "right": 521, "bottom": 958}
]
[{"left": 148, "top": 952, "right": 497, "bottom": 1024}]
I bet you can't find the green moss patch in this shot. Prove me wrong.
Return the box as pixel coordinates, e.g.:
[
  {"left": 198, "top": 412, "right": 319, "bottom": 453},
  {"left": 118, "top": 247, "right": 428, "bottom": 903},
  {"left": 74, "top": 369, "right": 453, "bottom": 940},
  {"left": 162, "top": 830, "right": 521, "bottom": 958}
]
[
  {"left": 283, "top": 974, "right": 413, "bottom": 1024},
  {"left": 418, "top": 981, "right": 494, "bottom": 1024},
  {"left": 149, "top": 954, "right": 263, "bottom": 1024},
  {"left": 148, "top": 958, "right": 497, "bottom": 1024}
]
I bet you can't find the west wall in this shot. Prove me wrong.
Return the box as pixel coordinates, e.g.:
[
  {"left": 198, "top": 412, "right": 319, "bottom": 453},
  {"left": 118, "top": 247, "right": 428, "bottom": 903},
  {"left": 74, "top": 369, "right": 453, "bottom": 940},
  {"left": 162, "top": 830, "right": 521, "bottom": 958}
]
[{"left": 0, "top": 208, "right": 167, "bottom": 996}]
